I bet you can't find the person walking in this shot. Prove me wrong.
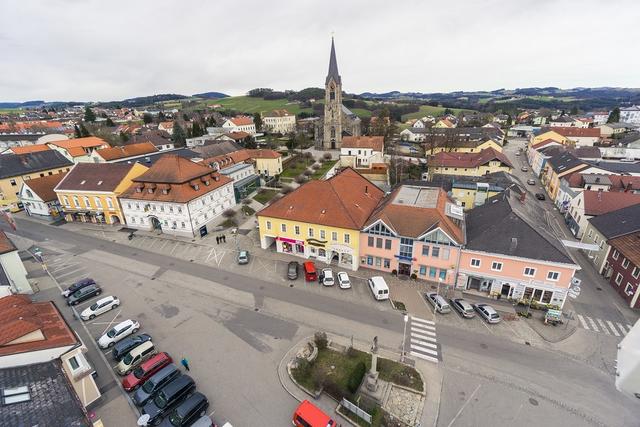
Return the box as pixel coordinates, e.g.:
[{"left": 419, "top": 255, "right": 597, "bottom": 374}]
[
  {"left": 222, "top": 235, "right": 226, "bottom": 243},
  {"left": 180, "top": 356, "right": 190, "bottom": 371},
  {"left": 216, "top": 236, "right": 220, "bottom": 244}
]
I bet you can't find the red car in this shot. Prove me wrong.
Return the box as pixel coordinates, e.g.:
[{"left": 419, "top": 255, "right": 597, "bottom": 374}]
[
  {"left": 121, "top": 352, "right": 172, "bottom": 392},
  {"left": 293, "top": 400, "right": 336, "bottom": 427}
]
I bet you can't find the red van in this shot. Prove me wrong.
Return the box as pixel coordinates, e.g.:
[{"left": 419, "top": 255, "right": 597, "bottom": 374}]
[
  {"left": 121, "top": 352, "right": 172, "bottom": 391},
  {"left": 292, "top": 400, "right": 336, "bottom": 427},
  {"left": 303, "top": 261, "right": 318, "bottom": 282}
]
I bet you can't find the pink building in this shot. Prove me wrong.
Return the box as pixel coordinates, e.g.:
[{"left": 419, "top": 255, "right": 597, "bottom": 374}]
[{"left": 359, "top": 184, "right": 465, "bottom": 285}]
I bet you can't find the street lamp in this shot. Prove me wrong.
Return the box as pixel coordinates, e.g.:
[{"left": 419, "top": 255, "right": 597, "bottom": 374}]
[{"left": 401, "top": 314, "right": 409, "bottom": 363}]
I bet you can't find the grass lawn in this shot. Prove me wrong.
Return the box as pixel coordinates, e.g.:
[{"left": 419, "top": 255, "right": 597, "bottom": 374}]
[
  {"left": 350, "top": 108, "right": 373, "bottom": 118},
  {"left": 401, "top": 105, "right": 476, "bottom": 122},
  {"left": 200, "top": 96, "right": 313, "bottom": 115},
  {"left": 220, "top": 218, "right": 237, "bottom": 228},
  {"left": 241, "top": 205, "right": 255, "bottom": 216},
  {"left": 311, "top": 160, "right": 337, "bottom": 179},
  {"left": 281, "top": 158, "right": 315, "bottom": 178},
  {"left": 392, "top": 300, "right": 406, "bottom": 311},
  {"left": 253, "top": 189, "right": 279, "bottom": 205}
]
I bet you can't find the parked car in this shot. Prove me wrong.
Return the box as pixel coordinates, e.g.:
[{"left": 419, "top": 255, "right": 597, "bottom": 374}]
[
  {"left": 535, "top": 193, "right": 546, "bottom": 201},
  {"left": 122, "top": 352, "right": 172, "bottom": 391},
  {"left": 527, "top": 179, "right": 535, "bottom": 185},
  {"left": 367, "top": 276, "right": 389, "bottom": 300},
  {"left": 287, "top": 261, "right": 299, "bottom": 280},
  {"left": 425, "top": 292, "right": 451, "bottom": 314},
  {"left": 293, "top": 400, "right": 336, "bottom": 427},
  {"left": 320, "top": 269, "right": 334, "bottom": 286},
  {"left": 116, "top": 341, "right": 157, "bottom": 375},
  {"left": 237, "top": 250, "right": 249, "bottom": 265},
  {"left": 473, "top": 303, "right": 501, "bottom": 324},
  {"left": 139, "top": 375, "right": 196, "bottom": 426},
  {"left": 113, "top": 334, "right": 152, "bottom": 362},
  {"left": 132, "top": 365, "right": 181, "bottom": 406},
  {"left": 158, "top": 392, "right": 210, "bottom": 427},
  {"left": 80, "top": 295, "right": 120, "bottom": 320},
  {"left": 450, "top": 298, "right": 475, "bottom": 318},
  {"left": 303, "top": 261, "right": 317, "bottom": 281},
  {"left": 191, "top": 416, "right": 214, "bottom": 427},
  {"left": 337, "top": 272, "right": 351, "bottom": 289},
  {"left": 62, "top": 278, "right": 96, "bottom": 298},
  {"left": 98, "top": 319, "right": 140, "bottom": 349},
  {"left": 521, "top": 166, "right": 529, "bottom": 172},
  {"left": 67, "top": 284, "right": 102, "bottom": 306}
]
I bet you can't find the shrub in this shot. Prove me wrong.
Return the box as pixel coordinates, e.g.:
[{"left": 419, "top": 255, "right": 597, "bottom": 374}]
[
  {"left": 314, "top": 332, "right": 328, "bottom": 350},
  {"left": 281, "top": 185, "right": 293, "bottom": 194},
  {"left": 241, "top": 198, "right": 251, "bottom": 205},
  {"left": 323, "top": 381, "right": 349, "bottom": 401},
  {"left": 347, "top": 361, "right": 367, "bottom": 394},
  {"left": 346, "top": 346, "right": 359, "bottom": 358},
  {"left": 323, "top": 152, "right": 332, "bottom": 160},
  {"left": 410, "top": 273, "right": 417, "bottom": 280},
  {"left": 295, "top": 175, "right": 306, "bottom": 184},
  {"left": 304, "top": 151, "right": 313, "bottom": 159},
  {"left": 311, "top": 163, "right": 321, "bottom": 170},
  {"left": 222, "top": 209, "right": 236, "bottom": 218},
  {"left": 303, "top": 169, "right": 313, "bottom": 176}
]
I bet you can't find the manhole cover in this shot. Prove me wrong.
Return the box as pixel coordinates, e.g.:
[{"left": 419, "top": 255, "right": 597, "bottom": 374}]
[
  {"left": 189, "top": 259, "right": 194, "bottom": 262},
  {"left": 596, "top": 287, "right": 602, "bottom": 291},
  {"left": 289, "top": 284, "right": 294, "bottom": 288},
  {"left": 151, "top": 277, "right": 156, "bottom": 281},
  {"left": 529, "top": 397, "right": 539, "bottom": 406},
  {"left": 480, "top": 343, "right": 488, "bottom": 349},
  {"left": 254, "top": 308, "right": 259, "bottom": 312}
]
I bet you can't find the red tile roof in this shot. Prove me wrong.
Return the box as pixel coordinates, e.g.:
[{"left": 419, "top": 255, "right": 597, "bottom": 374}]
[
  {"left": 531, "top": 138, "right": 562, "bottom": 150},
  {"left": 428, "top": 148, "right": 513, "bottom": 169},
  {"left": 229, "top": 116, "right": 253, "bottom": 126},
  {"left": 0, "top": 231, "right": 17, "bottom": 255},
  {"left": 549, "top": 127, "right": 601, "bottom": 138},
  {"left": 22, "top": 172, "right": 67, "bottom": 202},
  {"left": 8, "top": 144, "right": 51, "bottom": 155},
  {"left": 225, "top": 131, "right": 250, "bottom": 140},
  {"left": 583, "top": 190, "right": 640, "bottom": 216},
  {"left": 608, "top": 231, "right": 640, "bottom": 266},
  {"left": 341, "top": 136, "right": 384, "bottom": 152},
  {"left": 48, "top": 136, "right": 110, "bottom": 150},
  {"left": 258, "top": 168, "right": 384, "bottom": 230},
  {"left": 245, "top": 149, "right": 282, "bottom": 159},
  {"left": 608, "top": 175, "right": 640, "bottom": 192},
  {"left": 95, "top": 142, "right": 158, "bottom": 161}
]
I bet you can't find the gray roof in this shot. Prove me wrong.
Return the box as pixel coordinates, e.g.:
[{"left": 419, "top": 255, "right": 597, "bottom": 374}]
[
  {"left": 428, "top": 171, "right": 523, "bottom": 193},
  {"left": 189, "top": 141, "right": 243, "bottom": 158},
  {"left": 0, "top": 360, "right": 90, "bottom": 427},
  {"left": 586, "top": 160, "right": 640, "bottom": 174},
  {"left": 465, "top": 189, "right": 574, "bottom": 264},
  {"left": 115, "top": 147, "right": 201, "bottom": 167},
  {"left": 582, "top": 174, "right": 611, "bottom": 186},
  {"left": 0, "top": 151, "right": 72, "bottom": 179},
  {"left": 548, "top": 152, "right": 585, "bottom": 174},
  {"left": 325, "top": 37, "right": 341, "bottom": 85},
  {"left": 587, "top": 203, "right": 640, "bottom": 239}
]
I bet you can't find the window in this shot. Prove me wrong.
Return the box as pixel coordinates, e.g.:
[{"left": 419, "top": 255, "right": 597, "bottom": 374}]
[
  {"left": 73, "top": 196, "right": 79, "bottom": 207},
  {"left": 375, "top": 257, "right": 381, "bottom": 267},
  {"left": 383, "top": 259, "right": 391, "bottom": 269},
  {"left": 429, "top": 267, "right": 437, "bottom": 278},
  {"left": 367, "top": 256, "right": 373, "bottom": 265},
  {"left": 332, "top": 231, "right": 338, "bottom": 242},
  {"left": 622, "top": 258, "right": 630, "bottom": 269},
  {"left": 63, "top": 196, "right": 70, "bottom": 207},
  {"left": 106, "top": 197, "right": 114, "bottom": 209},
  {"left": 344, "top": 234, "right": 350, "bottom": 244},
  {"left": 68, "top": 356, "right": 80, "bottom": 370},
  {"left": 432, "top": 247, "right": 440, "bottom": 258},
  {"left": 385, "top": 239, "right": 392, "bottom": 250},
  {"left": 615, "top": 273, "right": 623, "bottom": 285},
  {"left": 612, "top": 249, "right": 619, "bottom": 260},
  {"left": 281, "top": 223, "right": 286, "bottom": 233},
  {"left": 9, "top": 179, "right": 16, "bottom": 186},
  {"left": 94, "top": 197, "right": 102, "bottom": 208},
  {"left": 491, "top": 261, "right": 503, "bottom": 271},
  {"left": 368, "top": 236, "right": 374, "bottom": 247},
  {"left": 2, "top": 385, "right": 31, "bottom": 405},
  {"left": 439, "top": 269, "right": 447, "bottom": 280},
  {"left": 470, "top": 258, "right": 481, "bottom": 268},
  {"left": 547, "top": 271, "right": 560, "bottom": 281},
  {"left": 625, "top": 283, "right": 635, "bottom": 296},
  {"left": 419, "top": 265, "right": 427, "bottom": 275},
  {"left": 320, "top": 230, "right": 325, "bottom": 240},
  {"left": 308, "top": 228, "right": 314, "bottom": 238},
  {"left": 399, "top": 237, "right": 413, "bottom": 258},
  {"left": 294, "top": 225, "right": 300, "bottom": 235},
  {"left": 376, "top": 238, "right": 383, "bottom": 248},
  {"left": 524, "top": 267, "right": 536, "bottom": 277},
  {"left": 83, "top": 196, "right": 90, "bottom": 207},
  {"left": 181, "top": 222, "right": 186, "bottom": 228},
  {"left": 587, "top": 229, "right": 593, "bottom": 238},
  {"left": 266, "top": 221, "right": 271, "bottom": 230},
  {"left": 632, "top": 266, "right": 640, "bottom": 279},
  {"left": 131, "top": 217, "right": 136, "bottom": 223},
  {"left": 422, "top": 245, "right": 429, "bottom": 256},
  {"left": 442, "top": 248, "right": 450, "bottom": 260}
]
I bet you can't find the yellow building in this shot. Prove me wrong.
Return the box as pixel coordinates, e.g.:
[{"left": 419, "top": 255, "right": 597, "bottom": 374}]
[
  {"left": 425, "top": 138, "right": 503, "bottom": 155},
  {"left": 257, "top": 168, "right": 384, "bottom": 271},
  {"left": 433, "top": 119, "right": 455, "bottom": 128},
  {"left": 427, "top": 148, "right": 513, "bottom": 179},
  {"left": 54, "top": 163, "right": 148, "bottom": 225},
  {"left": 0, "top": 151, "right": 73, "bottom": 212},
  {"left": 541, "top": 151, "right": 587, "bottom": 202},
  {"left": 531, "top": 130, "right": 567, "bottom": 147},
  {"left": 248, "top": 149, "right": 283, "bottom": 177},
  {"left": 438, "top": 171, "right": 520, "bottom": 210}
]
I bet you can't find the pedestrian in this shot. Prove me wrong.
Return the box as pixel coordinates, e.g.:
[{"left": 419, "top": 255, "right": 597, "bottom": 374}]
[
  {"left": 222, "top": 235, "right": 226, "bottom": 243},
  {"left": 180, "top": 357, "right": 190, "bottom": 371},
  {"left": 216, "top": 236, "right": 220, "bottom": 244}
]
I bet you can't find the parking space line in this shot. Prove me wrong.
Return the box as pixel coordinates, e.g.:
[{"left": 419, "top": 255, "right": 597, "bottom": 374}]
[
  {"left": 100, "top": 309, "right": 123, "bottom": 336},
  {"left": 55, "top": 268, "right": 87, "bottom": 279}
]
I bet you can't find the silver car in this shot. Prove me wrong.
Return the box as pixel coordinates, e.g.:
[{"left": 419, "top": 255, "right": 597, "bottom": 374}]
[
  {"left": 450, "top": 298, "right": 475, "bottom": 318},
  {"left": 473, "top": 303, "right": 501, "bottom": 324},
  {"left": 320, "top": 269, "right": 334, "bottom": 286}
]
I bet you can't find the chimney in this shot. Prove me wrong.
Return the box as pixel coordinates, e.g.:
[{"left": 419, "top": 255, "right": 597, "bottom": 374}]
[
  {"left": 597, "top": 188, "right": 603, "bottom": 201},
  {"left": 365, "top": 185, "right": 368, "bottom": 194},
  {"left": 510, "top": 237, "right": 518, "bottom": 252}
]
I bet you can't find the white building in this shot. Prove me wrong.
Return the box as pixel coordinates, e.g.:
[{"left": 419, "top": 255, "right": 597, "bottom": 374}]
[
  {"left": 262, "top": 109, "right": 296, "bottom": 134},
  {"left": 119, "top": 154, "right": 236, "bottom": 238},
  {"left": 18, "top": 173, "right": 67, "bottom": 220},
  {"left": 222, "top": 116, "right": 256, "bottom": 136},
  {"left": 339, "top": 136, "right": 385, "bottom": 169},
  {"left": 620, "top": 106, "right": 640, "bottom": 124},
  {"left": 0, "top": 232, "right": 31, "bottom": 294}
]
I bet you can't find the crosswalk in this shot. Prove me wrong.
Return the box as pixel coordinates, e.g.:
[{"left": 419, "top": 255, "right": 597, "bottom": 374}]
[
  {"left": 407, "top": 316, "right": 440, "bottom": 363},
  {"left": 576, "top": 314, "right": 633, "bottom": 337}
]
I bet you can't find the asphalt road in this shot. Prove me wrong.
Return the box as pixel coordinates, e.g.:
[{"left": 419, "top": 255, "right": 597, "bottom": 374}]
[{"left": 5, "top": 216, "right": 640, "bottom": 426}]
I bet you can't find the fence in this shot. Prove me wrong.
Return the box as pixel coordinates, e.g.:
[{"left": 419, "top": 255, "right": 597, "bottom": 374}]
[{"left": 340, "top": 398, "right": 372, "bottom": 424}]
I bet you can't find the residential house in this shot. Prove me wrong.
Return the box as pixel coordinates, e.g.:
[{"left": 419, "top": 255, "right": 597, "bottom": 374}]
[
  {"left": 580, "top": 204, "right": 640, "bottom": 274},
  {"left": 222, "top": 116, "right": 256, "bottom": 136},
  {"left": 18, "top": 172, "right": 67, "bottom": 220},
  {"left": 424, "top": 137, "right": 503, "bottom": 155},
  {"left": 262, "top": 109, "right": 296, "bottom": 134},
  {"left": 547, "top": 127, "right": 601, "bottom": 147},
  {"left": 402, "top": 126, "right": 503, "bottom": 144},
  {"left": 590, "top": 111, "right": 610, "bottom": 126},
  {"left": 47, "top": 136, "right": 111, "bottom": 163},
  {"left": 541, "top": 152, "right": 587, "bottom": 201},
  {"left": 429, "top": 171, "right": 523, "bottom": 210},
  {"left": 0, "top": 151, "right": 73, "bottom": 212},
  {"left": 433, "top": 119, "right": 455, "bottom": 128},
  {"left": 218, "top": 162, "right": 261, "bottom": 202},
  {"left": 531, "top": 130, "right": 568, "bottom": 146},
  {"left": 619, "top": 106, "right": 640, "bottom": 124},
  {"left": 248, "top": 149, "right": 283, "bottom": 177},
  {"left": 1, "top": 144, "right": 52, "bottom": 155},
  {"left": 548, "top": 116, "right": 577, "bottom": 127},
  {"left": 527, "top": 140, "right": 564, "bottom": 176},
  {"left": 427, "top": 148, "right": 513, "bottom": 179},
  {"left": 158, "top": 121, "right": 174, "bottom": 135},
  {"left": 55, "top": 162, "right": 148, "bottom": 225},
  {"left": 339, "top": 136, "right": 388, "bottom": 187},
  {"left": 459, "top": 190, "right": 579, "bottom": 309},
  {"left": 605, "top": 232, "right": 640, "bottom": 308},
  {"left": 119, "top": 154, "right": 235, "bottom": 238},
  {"left": 257, "top": 168, "right": 384, "bottom": 271},
  {"left": 131, "top": 130, "right": 175, "bottom": 151},
  {"left": 564, "top": 190, "right": 640, "bottom": 238},
  {"left": 359, "top": 184, "right": 464, "bottom": 284},
  {"left": 598, "top": 123, "right": 633, "bottom": 138},
  {"left": 0, "top": 231, "right": 30, "bottom": 294},
  {"left": 90, "top": 142, "right": 158, "bottom": 163},
  {"left": 203, "top": 148, "right": 283, "bottom": 178}
]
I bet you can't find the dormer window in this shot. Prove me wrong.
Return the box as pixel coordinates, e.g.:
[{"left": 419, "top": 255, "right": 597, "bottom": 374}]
[
  {"left": 80, "top": 180, "right": 86, "bottom": 185},
  {"left": 194, "top": 184, "right": 199, "bottom": 190},
  {"left": 148, "top": 188, "right": 154, "bottom": 193},
  {"left": 204, "top": 180, "right": 210, "bottom": 186},
  {"left": 162, "top": 189, "right": 169, "bottom": 195}
]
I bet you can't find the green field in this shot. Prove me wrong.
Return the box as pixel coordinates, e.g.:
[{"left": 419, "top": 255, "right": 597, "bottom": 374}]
[
  {"left": 198, "top": 96, "right": 313, "bottom": 115},
  {"left": 401, "top": 105, "right": 476, "bottom": 122}
]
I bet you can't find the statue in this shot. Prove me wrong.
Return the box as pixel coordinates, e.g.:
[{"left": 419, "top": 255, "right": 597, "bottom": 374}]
[{"left": 366, "top": 336, "right": 380, "bottom": 392}]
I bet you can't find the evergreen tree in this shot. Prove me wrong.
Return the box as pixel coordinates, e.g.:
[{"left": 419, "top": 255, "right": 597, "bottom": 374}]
[
  {"left": 79, "top": 123, "right": 91, "bottom": 137},
  {"left": 191, "top": 121, "right": 202, "bottom": 137},
  {"left": 158, "top": 111, "right": 166, "bottom": 121},
  {"left": 119, "top": 131, "right": 129, "bottom": 143},
  {"left": 253, "top": 113, "right": 262, "bottom": 132},
  {"left": 105, "top": 117, "right": 115, "bottom": 127},
  {"left": 74, "top": 124, "right": 82, "bottom": 138},
  {"left": 506, "top": 114, "right": 513, "bottom": 126},
  {"left": 142, "top": 113, "right": 153, "bottom": 124},
  {"left": 172, "top": 122, "right": 187, "bottom": 147},
  {"left": 84, "top": 106, "right": 96, "bottom": 122},
  {"left": 608, "top": 107, "right": 620, "bottom": 123}
]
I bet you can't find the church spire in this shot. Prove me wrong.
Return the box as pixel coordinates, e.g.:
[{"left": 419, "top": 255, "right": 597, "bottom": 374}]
[{"left": 325, "top": 37, "right": 341, "bottom": 85}]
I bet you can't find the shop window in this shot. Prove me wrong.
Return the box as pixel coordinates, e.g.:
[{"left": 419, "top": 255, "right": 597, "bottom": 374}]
[
  {"left": 384, "top": 259, "right": 391, "bottom": 269},
  {"left": 429, "top": 267, "right": 437, "bottom": 278},
  {"left": 419, "top": 265, "right": 427, "bottom": 275},
  {"left": 367, "top": 256, "right": 373, "bottom": 265},
  {"left": 375, "top": 257, "right": 382, "bottom": 267},
  {"left": 439, "top": 269, "right": 447, "bottom": 280}
]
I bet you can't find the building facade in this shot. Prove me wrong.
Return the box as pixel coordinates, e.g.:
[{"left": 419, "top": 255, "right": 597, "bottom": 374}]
[
  {"left": 427, "top": 148, "right": 513, "bottom": 179},
  {"left": 620, "top": 106, "right": 640, "bottom": 124},
  {"left": 262, "top": 109, "right": 296, "bottom": 134},
  {"left": 18, "top": 172, "right": 67, "bottom": 220},
  {"left": 604, "top": 232, "right": 640, "bottom": 309}
]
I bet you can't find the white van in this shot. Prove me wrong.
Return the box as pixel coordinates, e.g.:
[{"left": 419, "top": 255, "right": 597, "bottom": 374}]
[{"left": 368, "top": 276, "right": 390, "bottom": 301}]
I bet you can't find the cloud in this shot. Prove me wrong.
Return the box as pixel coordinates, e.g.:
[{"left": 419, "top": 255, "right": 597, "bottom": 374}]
[{"left": 1, "top": 0, "right": 639, "bottom": 101}]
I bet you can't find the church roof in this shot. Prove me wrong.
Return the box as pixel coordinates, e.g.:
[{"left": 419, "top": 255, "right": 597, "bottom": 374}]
[{"left": 325, "top": 37, "right": 341, "bottom": 85}]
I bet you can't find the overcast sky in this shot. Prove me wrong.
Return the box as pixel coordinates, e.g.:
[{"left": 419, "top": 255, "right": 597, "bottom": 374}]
[{"left": 1, "top": 0, "right": 639, "bottom": 102}]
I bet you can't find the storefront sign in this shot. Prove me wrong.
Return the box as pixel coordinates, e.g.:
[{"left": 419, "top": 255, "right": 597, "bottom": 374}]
[
  {"left": 276, "top": 237, "right": 305, "bottom": 245},
  {"left": 306, "top": 238, "right": 327, "bottom": 247}
]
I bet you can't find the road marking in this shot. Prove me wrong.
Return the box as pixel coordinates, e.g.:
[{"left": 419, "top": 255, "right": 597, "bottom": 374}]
[
  {"left": 410, "top": 344, "right": 439, "bottom": 356},
  {"left": 100, "top": 309, "right": 122, "bottom": 336},
  {"left": 596, "top": 318, "right": 610, "bottom": 335},
  {"left": 411, "top": 332, "right": 437, "bottom": 342},
  {"left": 410, "top": 326, "right": 436, "bottom": 336},
  {"left": 586, "top": 316, "right": 599, "bottom": 332},
  {"left": 205, "top": 248, "right": 216, "bottom": 262},
  {"left": 577, "top": 314, "right": 589, "bottom": 329},
  {"left": 411, "top": 322, "right": 435, "bottom": 331},
  {"left": 411, "top": 316, "right": 435, "bottom": 326},
  {"left": 409, "top": 351, "right": 438, "bottom": 363},
  {"left": 447, "top": 384, "right": 481, "bottom": 427},
  {"left": 606, "top": 321, "right": 620, "bottom": 337},
  {"left": 410, "top": 338, "right": 437, "bottom": 349}
]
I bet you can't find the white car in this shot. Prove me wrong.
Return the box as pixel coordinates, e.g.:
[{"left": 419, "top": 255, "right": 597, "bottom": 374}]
[
  {"left": 80, "top": 296, "right": 120, "bottom": 321},
  {"left": 98, "top": 319, "right": 140, "bottom": 348},
  {"left": 337, "top": 272, "right": 351, "bottom": 289},
  {"left": 321, "top": 269, "right": 335, "bottom": 286}
]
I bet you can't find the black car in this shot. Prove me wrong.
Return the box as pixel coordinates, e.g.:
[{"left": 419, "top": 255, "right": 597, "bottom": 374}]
[
  {"left": 140, "top": 375, "right": 195, "bottom": 426},
  {"left": 159, "top": 392, "right": 209, "bottom": 427},
  {"left": 287, "top": 261, "right": 299, "bottom": 280},
  {"left": 62, "top": 278, "right": 96, "bottom": 298},
  {"left": 113, "top": 333, "right": 152, "bottom": 362},
  {"left": 535, "top": 193, "right": 546, "bottom": 201},
  {"left": 133, "top": 365, "right": 180, "bottom": 406},
  {"left": 67, "top": 284, "right": 101, "bottom": 306}
]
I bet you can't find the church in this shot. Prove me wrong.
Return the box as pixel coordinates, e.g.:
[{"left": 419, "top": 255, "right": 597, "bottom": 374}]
[{"left": 319, "top": 38, "right": 361, "bottom": 150}]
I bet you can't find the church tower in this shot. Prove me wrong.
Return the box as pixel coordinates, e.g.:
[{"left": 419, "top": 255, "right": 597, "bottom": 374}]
[{"left": 323, "top": 37, "right": 342, "bottom": 150}]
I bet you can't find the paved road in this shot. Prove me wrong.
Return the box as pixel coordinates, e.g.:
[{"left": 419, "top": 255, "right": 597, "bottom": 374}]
[{"left": 5, "top": 217, "right": 640, "bottom": 426}]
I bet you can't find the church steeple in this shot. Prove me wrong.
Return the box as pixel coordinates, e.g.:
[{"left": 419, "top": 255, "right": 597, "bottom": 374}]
[{"left": 325, "top": 37, "right": 341, "bottom": 85}]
